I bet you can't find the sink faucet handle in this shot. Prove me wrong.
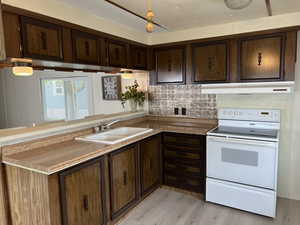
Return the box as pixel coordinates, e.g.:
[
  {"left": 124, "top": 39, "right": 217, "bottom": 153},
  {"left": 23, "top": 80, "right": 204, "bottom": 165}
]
[{"left": 101, "top": 120, "right": 120, "bottom": 131}]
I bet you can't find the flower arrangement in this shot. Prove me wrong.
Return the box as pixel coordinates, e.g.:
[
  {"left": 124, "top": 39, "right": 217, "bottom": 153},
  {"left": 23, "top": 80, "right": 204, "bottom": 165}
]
[{"left": 121, "top": 80, "right": 146, "bottom": 112}]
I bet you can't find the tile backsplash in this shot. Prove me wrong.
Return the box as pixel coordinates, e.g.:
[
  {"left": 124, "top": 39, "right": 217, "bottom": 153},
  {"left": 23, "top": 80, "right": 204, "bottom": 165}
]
[{"left": 148, "top": 85, "right": 217, "bottom": 119}]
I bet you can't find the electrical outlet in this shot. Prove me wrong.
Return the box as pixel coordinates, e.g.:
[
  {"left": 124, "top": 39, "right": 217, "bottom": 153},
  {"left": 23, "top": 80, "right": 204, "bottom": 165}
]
[
  {"left": 174, "top": 107, "right": 179, "bottom": 115},
  {"left": 182, "top": 108, "right": 187, "bottom": 115}
]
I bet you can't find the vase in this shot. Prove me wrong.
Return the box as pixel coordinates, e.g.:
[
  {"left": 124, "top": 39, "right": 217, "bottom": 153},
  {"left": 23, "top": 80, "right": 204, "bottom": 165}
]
[{"left": 129, "top": 99, "right": 138, "bottom": 112}]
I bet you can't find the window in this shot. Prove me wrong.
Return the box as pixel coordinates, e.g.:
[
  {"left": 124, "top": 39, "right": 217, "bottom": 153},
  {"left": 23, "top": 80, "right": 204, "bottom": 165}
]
[
  {"left": 53, "top": 80, "right": 64, "bottom": 96},
  {"left": 41, "top": 77, "right": 91, "bottom": 121}
]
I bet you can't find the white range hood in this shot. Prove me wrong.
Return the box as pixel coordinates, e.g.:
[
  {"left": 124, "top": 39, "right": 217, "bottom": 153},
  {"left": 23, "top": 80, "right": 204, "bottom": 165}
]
[{"left": 201, "top": 81, "right": 295, "bottom": 94}]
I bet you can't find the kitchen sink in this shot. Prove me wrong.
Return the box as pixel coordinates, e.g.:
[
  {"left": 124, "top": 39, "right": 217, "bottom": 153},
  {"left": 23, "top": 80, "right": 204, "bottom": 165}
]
[{"left": 76, "top": 127, "right": 153, "bottom": 145}]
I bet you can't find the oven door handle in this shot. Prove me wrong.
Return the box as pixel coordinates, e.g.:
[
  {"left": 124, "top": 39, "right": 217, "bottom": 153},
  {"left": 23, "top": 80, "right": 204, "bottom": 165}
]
[{"left": 207, "top": 136, "right": 277, "bottom": 147}]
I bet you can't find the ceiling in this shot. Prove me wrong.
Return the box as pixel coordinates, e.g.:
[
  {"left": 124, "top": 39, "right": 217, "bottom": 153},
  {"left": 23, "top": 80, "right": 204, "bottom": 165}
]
[{"left": 60, "top": 0, "right": 300, "bottom": 32}]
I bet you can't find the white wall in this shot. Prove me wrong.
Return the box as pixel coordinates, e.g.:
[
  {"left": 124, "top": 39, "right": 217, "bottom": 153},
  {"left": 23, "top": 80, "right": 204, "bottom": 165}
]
[
  {"left": 0, "top": 68, "right": 43, "bottom": 128},
  {"left": 0, "top": 69, "right": 149, "bottom": 128},
  {"left": 215, "top": 32, "right": 300, "bottom": 201},
  {"left": 92, "top": 72, "right": 149, "bottom": 115},
  {"left": 0, "top": 74, "right": 6, "bottom": 129},
  {"left": 2, "top": 0, "right": 147, "bottom": 44}
]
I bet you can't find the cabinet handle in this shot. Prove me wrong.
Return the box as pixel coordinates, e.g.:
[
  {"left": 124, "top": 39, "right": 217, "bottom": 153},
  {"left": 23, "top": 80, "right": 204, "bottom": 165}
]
[
  {"left": 258, "top": 52, "right": 262, "bottom": 66},
  {"left": 115, "top": 48, "right": 120, "bottom": 60},
  {"left": 149, "top": 159, "right": 153, "bottom": 170},
  {"left": 123, "top": 171, "right": 127, "bottom": 186},
  {"left": 40, "top": 32, "right": 47, "bottom": 50},
  {"left": 168, "top": 59, "right": 172, "bottom": 72},
  {"left": 208, "top": 57, "right": 214, "bottom": 71},
  {"left": 83, "top": 195, "right": 89, "bottom": 211},
  {"left": 85, "top": 41, "right": 90, "bottom": 56},
  {"left": 137, "top": 51, "right": 141, "bottom": 64}
]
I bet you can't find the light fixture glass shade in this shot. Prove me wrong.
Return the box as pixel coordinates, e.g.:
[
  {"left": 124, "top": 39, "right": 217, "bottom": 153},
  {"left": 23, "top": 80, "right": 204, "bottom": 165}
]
[
  {"left": 146, "top": 22, "right": 154, "bottom": 33},
  {"left": 12, "top": 62, "right": 33, "bottom": 76},
  {"left": 146, "top": 10, "right": 154, "bottom": 20},
  {"left": 224, "top": 0, "right": 253, "bottom": 9},
  {"left": 121, "top": 71, "right": 134, "bottom": 79}
]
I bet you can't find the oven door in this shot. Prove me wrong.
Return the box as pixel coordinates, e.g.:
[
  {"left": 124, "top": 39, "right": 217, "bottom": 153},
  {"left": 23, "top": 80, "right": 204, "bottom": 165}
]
[{"left": 207, "top": 136, "right": 278, "bottom": 189}]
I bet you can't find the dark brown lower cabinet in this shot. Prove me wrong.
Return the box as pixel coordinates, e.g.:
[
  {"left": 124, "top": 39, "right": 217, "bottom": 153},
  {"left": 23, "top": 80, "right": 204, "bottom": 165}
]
[
  {"left": 59, "top": 157, "right": 107, "bottom": 225},
  {"left": 109, "top": 144, "right": 139, "bottom": 220},
  {"left": 162, "top": 133, "right": 206, "bottom": 194},
  {"left": 140, "top": 135, "right": 161, "bottom": 197}
]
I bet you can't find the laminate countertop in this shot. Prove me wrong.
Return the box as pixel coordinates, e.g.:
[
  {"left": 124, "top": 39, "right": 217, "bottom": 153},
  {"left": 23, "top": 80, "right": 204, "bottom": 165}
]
[{"left": 2, "top": 116, "right": 217, "bottom": 175}]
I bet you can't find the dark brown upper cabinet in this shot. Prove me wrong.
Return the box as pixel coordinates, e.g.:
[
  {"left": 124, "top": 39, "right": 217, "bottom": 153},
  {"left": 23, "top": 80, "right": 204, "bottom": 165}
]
[
  {"left": 130, "top": 45, "right": 148, "bottom": 70},
  {"left": 20, "top": 16, "right": 63, "bottom": 61},
  {"left": 140, "top": 135, "right": 161, "bottom": 197},
  {"left": 107, "top": 40, "right": 127, "bottom": 68},
  {"left": 59, "top": 157, "right": 106, "bottom": 225},
  {"left": 238, "top": 33, "right": 285, "bottom": 81},
  {"left": 72, "top": 30, "right": 101, "bottom": 65},
  {"left": 109, "top": 144, "right": 139, "bottom": 220},
  {"left": 2, "top": 12, "right": 22, "bottom": 58},
  {"left": 155, "top": 46, "right": 186, "bottom": 84},
  {"left": 192, "top": 41, "right": 229, "bottom": 83}
]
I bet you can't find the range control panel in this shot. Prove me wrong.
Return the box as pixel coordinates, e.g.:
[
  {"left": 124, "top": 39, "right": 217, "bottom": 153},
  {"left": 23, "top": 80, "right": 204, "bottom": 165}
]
[{"left": 218, "top": 109, "right": 281, "bottom": 122}]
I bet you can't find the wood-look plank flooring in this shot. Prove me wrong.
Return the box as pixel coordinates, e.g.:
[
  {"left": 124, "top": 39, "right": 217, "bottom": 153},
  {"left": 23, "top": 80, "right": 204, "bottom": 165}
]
[{"left": 117, "top": 188, "right": 300, "bottom": 225}]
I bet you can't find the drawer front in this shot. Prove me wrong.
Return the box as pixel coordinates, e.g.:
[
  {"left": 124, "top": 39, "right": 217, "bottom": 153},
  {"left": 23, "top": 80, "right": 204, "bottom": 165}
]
[
  {"left": 164, "top": 162, "right": 202, "bottom": 177},
  {"left": 164, "top": 174, "right": 204, "bottom": 193},
  {"left": 206, "top": 178, "right": 276, "bottom": 217},
  {"left": 164, "top": 148, "right": 201, "bottom": 160},
  {"left": 164, "top": 157, "right": 202, "bottom": 168},
  {"left": 164, "top": 162, "right": 202, "bottom": 176},
  {"left": 163, "top": 133, "right": 204, "bottom": 147}
]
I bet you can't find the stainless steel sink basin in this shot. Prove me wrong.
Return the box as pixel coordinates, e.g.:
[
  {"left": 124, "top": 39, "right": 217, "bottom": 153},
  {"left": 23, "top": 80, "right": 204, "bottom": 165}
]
[{"left": 76, "top": 127, "right": 153, "bottom": 145}]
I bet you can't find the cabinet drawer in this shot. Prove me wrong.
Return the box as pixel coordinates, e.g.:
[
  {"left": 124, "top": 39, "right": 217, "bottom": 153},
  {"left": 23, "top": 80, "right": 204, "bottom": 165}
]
[
  {"left": 163, "top": 133, "right": 204, "bottom": 147},
  {"left": 164, "top": 162, "right": 202, "bottom": 178},
  {"left": 164, "top": 157, "right": 202, "bottom": 168},
  {"left": 164, "top": 149, "right": 201, "bottom": 160},
  {"left": 164, "top": 174, "right": 203, "bottom": 193}
]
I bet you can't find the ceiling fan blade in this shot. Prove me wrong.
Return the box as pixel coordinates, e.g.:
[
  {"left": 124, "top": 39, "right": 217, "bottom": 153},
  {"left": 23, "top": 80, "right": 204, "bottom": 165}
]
[{"left": 104, "top": 0, "right": 168, "bottom": 30}]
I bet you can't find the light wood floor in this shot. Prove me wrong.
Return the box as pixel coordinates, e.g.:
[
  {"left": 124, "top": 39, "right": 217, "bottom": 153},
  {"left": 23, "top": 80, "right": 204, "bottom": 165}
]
[{"left": 118, "top": 188, "right": 300, "bottom": 225}]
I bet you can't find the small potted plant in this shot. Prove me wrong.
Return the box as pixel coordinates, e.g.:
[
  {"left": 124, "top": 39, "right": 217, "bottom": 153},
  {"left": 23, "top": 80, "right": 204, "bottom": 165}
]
[{"left": 121, "top": 80, "right": 146, "bottom": 112}]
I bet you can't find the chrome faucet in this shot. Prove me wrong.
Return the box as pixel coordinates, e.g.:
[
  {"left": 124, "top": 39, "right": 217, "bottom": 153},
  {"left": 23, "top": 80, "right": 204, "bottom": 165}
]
[{"left": 99, "top": 120, "right": 120, "bottom": 131}]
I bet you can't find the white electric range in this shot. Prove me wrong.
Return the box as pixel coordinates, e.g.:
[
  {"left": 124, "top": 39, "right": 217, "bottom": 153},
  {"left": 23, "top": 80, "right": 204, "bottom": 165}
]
[{"left": 206, "top": 109, "right": 280, "bottom": 218}]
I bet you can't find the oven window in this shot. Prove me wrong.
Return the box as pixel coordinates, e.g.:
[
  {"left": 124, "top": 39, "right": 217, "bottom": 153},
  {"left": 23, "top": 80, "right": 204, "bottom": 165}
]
[{"left": 221, "top": 148, "right": 258, "bottom": 167}]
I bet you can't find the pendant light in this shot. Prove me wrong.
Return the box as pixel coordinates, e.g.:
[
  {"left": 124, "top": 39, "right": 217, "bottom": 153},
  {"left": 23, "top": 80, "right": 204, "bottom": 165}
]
[
  {"left": 146, "top": 0, "right": 154, "bottom": 33},
  {"left": 11, "top": 58, "right": 33, "bottom": 76},
  {"left": 224, "top": 0, "right": 253, "bottom": 10},
  {"left": 121, "top": 70, "right": 134, "bottom": 79}
]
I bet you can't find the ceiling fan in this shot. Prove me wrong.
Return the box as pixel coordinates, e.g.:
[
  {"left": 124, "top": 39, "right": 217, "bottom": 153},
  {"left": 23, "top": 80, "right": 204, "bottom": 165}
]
[
  {"left": 224, "top": 0, "right": 272, "bottom": 16},
  {"left": 104, "top": 0, "right": 167, "bottom": 33}
]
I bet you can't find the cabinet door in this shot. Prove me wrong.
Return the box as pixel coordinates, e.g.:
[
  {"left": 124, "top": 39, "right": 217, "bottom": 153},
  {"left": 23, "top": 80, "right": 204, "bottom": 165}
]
[
  {"left": 109, "top": 144, "right": 138, "bottom": 219},
  {"left": 2, "top": 12, "right": 22, "bottom": 58},
  {"left": 193, "top": 42, "right": 228, "bottom": 82},
  {"left": 130, "top": 45, "right": 147, "bottom": 70},
  {"left": 59, "top": 158, "right": 106, "bottom": 225},
  {"left": 21, "top": 16, "right": 63, "bottom": 61},
  {"left": 107, "top": 41, "right": 127, "bottom": 67},
  {"left": 155, "top": 47, "right": 185, "bottom": 84},
  {"left": 72, "top": 30, "right": 100, "bottom": 64},
  {"left": 239, "top": 34, "right": 285, "bottom": 81},
  {"left": 140, "top": 135, "right": 161, "bottom": 197}
]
